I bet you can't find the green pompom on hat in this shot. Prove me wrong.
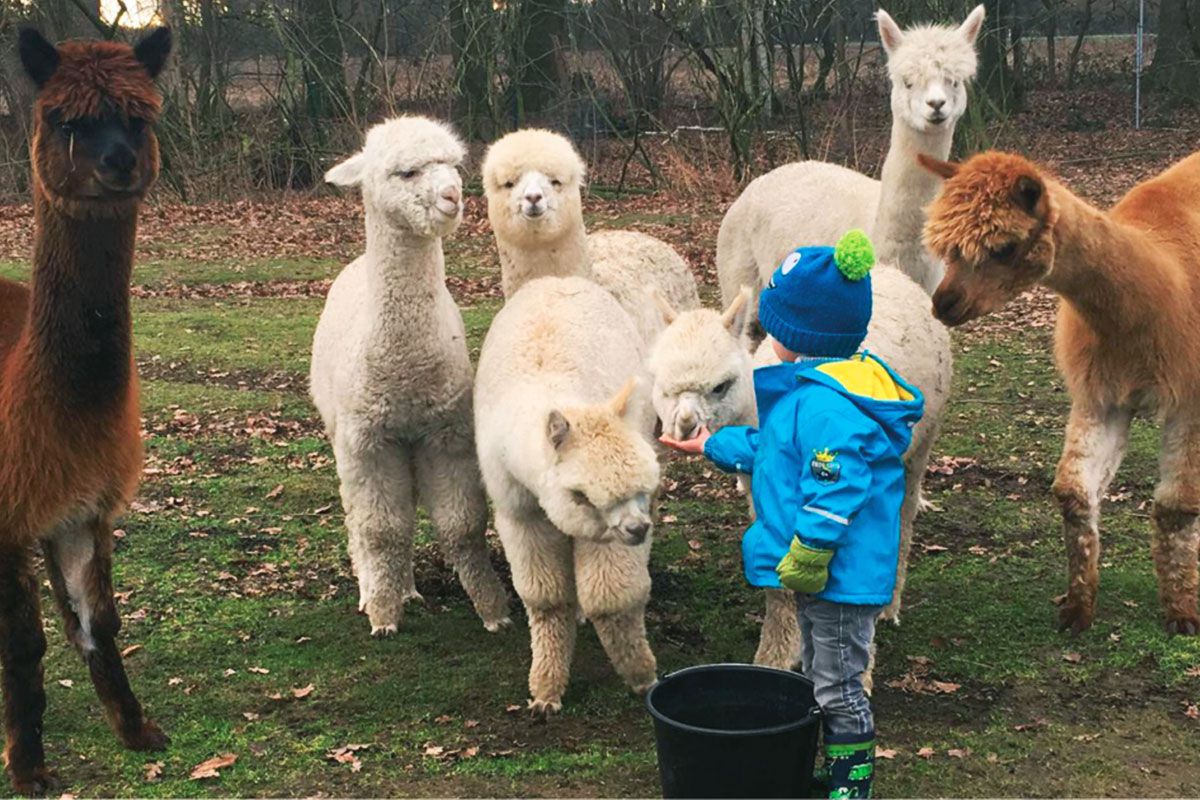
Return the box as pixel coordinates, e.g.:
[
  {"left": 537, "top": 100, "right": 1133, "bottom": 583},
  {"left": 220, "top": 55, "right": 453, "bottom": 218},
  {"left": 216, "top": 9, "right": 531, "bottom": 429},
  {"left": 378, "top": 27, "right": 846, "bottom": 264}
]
[
  {"left": 758, "top": 229, "right": 875, "bottom": 358},
  {"left": 834, "top": 229, "right": 875, "bottom": 281}
]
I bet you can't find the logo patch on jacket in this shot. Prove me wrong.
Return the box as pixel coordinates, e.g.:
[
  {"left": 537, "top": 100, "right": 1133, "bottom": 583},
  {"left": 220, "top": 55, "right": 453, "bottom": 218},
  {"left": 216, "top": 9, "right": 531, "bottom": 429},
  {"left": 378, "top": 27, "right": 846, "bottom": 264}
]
[{"left": 810, "top": 448, "right": 841, "bottom": 484}]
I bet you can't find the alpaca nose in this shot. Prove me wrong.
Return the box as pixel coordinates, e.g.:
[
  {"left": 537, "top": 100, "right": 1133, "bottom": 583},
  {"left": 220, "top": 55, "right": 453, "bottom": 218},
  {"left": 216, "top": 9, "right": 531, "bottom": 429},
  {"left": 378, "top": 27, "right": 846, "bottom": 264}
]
[
  {"left": 525, "top": 190, "right": 543, "bottom": 205},
  {"left": 621, "top": 520, "right": 650, "bottom": 545},
  {"left": 927, "top": 98, "right": 946, "bottom": 111},
  {"left": 441, "top": 185, "right": 461, "bottom": 204},
  {"left": 102, "top": 144, "right": 136, "bottom": 176},
  {"left": 932, "top": 289, "right": 965, "bottom": 324},
  {"left": 677, "top": 410, "right": 697, "bottom": 438}
]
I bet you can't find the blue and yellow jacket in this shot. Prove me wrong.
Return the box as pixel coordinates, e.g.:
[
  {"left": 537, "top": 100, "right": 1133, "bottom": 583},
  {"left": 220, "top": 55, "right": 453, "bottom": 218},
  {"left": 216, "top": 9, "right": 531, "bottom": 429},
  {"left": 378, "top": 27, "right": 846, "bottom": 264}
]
[{"left": 703, "top": 353, "right": 924, "bottom": 605}]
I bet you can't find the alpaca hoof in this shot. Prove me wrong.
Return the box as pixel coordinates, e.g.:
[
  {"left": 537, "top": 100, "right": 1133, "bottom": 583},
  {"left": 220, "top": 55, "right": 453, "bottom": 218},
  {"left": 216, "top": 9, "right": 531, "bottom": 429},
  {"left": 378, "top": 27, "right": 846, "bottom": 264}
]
[
  {"left": 1165, "top": 615, "right": 1200, "bottom": 636},
  {"left": 528, "top": 698, "right": 561, "bottom": 721},
  {"left": 630, "top": 678, "right": 656, "bottom": 697},
  {"left": 878, "top": 603, "right": 902, "bottom": 625},
  {"left": 1056, "top": 602, "right": 1094, "bottom": 635},
  {"left": 7, "top": 765, "right": 57, "bottom": 797},
  {"left": 402, "top": 589, "right": 425, "bottom": 605},
  {"left": 484, "top": 616, "right": 513, "bottom": 633},
  {"left": 371, "top": 623, "right": 399, "bottom": 638},
  {"left": 121, "top": 719, "right": 170, "bottom": 751}
]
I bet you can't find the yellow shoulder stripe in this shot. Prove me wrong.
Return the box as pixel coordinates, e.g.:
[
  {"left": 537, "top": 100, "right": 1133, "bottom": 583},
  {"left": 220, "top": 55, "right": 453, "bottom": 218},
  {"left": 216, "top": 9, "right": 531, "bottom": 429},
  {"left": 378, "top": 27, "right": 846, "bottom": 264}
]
[{"left": 815, "top": 357, "right": 913, "bottom": 401}]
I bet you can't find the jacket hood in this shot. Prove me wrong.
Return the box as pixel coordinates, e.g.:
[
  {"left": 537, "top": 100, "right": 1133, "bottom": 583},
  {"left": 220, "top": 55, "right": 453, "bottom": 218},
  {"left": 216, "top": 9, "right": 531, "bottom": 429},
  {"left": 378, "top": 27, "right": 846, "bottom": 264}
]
[{"left": 753, "top": 353, "right": 924, "bottom": 457}]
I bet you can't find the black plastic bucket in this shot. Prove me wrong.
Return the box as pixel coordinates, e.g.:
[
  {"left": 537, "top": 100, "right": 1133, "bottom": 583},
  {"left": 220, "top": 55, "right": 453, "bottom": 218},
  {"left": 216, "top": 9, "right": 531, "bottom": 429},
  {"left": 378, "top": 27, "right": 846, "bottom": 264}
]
[{"left": 646, "top": 663, "right": 821, "bottom": 799}]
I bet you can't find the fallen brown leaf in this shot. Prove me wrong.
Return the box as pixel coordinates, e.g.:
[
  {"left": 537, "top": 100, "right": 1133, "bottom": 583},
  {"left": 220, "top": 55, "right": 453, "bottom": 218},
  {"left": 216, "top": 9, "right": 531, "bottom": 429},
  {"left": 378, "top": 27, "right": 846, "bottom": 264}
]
[
  {"left": 947, "top": 748, "right": 970, "bottom": 759},
  {"left": 144, "top": 762, "right": 164, "bottom": 783},
  {"left": 291, "top": 684, "right": 315, "bottom": 699},
  {"left": 917, "top": 746, "right": 935, "bottom": 759},
  {"left": 1062, "top": 651, "right": 1083, "bottom": 664},
  {"left": 190, "top": 753, "right": 237, "bottom": 780},
  {"left": 876, "top": 748, "right": 897, "bottom": 760},
  {"left": 121, "top": 644, "right": 143, "bottom": 658},
  {"left": 265, "top": 484, "right": 284, "bottom": 500}
]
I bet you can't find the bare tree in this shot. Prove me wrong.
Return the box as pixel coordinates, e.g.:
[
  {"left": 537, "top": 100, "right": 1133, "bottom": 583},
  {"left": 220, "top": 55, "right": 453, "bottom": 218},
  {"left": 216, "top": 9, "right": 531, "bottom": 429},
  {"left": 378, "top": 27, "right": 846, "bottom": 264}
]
[{"left": 1146, "top": 0, "right": 1200, "bottom": 103}]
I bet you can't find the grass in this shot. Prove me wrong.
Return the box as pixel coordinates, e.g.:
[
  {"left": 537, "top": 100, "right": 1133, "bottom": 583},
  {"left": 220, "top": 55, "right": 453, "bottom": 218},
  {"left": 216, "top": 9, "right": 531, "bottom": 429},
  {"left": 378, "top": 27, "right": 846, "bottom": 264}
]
[{"left": 15, "top": 252, "right": 1200, "bottom": 797}]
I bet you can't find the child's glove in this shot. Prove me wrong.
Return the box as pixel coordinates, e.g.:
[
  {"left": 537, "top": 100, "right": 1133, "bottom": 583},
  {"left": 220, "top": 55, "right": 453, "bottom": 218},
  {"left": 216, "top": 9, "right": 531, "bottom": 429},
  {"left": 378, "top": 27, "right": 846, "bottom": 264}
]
[{"left": 776, "top": 537, "right": 834, "bottom": 593}]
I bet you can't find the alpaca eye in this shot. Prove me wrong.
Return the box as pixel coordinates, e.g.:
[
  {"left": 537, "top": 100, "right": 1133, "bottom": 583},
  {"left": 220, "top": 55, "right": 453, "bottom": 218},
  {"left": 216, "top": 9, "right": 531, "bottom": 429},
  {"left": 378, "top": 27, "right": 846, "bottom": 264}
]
[
  {"left": 990, "top": 242, "right": 1018, "bottom": 262},
  {"left": 551, "top": 179, "right": 562, "bottom": 188},
  {"left": 503, "top": 180, "right": 515, "bottom": 189},
  {"left": 712, "top": 379, "right": 733, "bottom": 397},
  {"left": 395, "top": 168, "right": 420, "bottom": 179},
  {"left": 904, "top": 80, "right": 913, "bottom": 89}
]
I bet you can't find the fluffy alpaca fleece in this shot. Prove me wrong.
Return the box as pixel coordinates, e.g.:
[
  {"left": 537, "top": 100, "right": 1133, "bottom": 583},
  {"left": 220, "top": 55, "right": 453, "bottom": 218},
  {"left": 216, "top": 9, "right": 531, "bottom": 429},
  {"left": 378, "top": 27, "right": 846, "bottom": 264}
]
[
  {"left": 310, "top": 116, "right": 510, "bottom": 637},
  {"left": 716, "top": 5, "right": 984, "bottom": 306},
  {"left": 648, "top": 271, "right": 952, "bottom": 669},
  {"left": 921, "top": 149, "right": 1200, "bottom": 636},
  {"left": 475, "top": 276, "right": 661, "bottom": 717},
  {"left": 481, "top": 128, "right": 699, "bottom": 344}
]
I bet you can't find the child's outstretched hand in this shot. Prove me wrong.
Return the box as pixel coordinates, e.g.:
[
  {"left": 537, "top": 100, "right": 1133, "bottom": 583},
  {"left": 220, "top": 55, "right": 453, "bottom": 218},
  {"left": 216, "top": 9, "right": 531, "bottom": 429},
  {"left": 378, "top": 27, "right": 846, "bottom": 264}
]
[{"left": 659, "top": 425, "right": 712, "bottom": 455}]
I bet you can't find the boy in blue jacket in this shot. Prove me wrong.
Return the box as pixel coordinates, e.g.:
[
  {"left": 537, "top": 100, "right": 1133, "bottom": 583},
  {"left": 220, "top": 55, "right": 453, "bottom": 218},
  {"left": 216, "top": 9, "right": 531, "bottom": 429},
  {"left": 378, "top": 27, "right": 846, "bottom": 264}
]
[{"left": 662, "top": 231, "right": 923, "bottom": 799}]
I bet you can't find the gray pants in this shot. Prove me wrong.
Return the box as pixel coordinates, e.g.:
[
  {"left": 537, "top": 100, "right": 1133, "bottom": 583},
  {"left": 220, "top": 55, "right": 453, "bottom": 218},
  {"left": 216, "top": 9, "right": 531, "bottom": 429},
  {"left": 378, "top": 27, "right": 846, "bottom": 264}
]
[{"left": 796, "top": 595, "right": 881, "bottom": 740}]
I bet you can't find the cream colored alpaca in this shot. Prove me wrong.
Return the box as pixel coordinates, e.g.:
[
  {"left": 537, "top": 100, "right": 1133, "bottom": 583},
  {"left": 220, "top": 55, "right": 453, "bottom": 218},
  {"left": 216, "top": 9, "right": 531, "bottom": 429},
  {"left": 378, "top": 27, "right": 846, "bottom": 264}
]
[
  {"left": 311, "top": 117, "right": 510, "bottom": 636},
  {"left": 717, "top": 5, "right": 985, "bottom": 305},
  {"left": 649, "top": 269, "right": 952, "bottom": 669},
  {"left": 476, "top": 276, "right": 661, "bottom": 717},
  {"left": 481, "top": 128, "right": 699, "bottom": 344}
]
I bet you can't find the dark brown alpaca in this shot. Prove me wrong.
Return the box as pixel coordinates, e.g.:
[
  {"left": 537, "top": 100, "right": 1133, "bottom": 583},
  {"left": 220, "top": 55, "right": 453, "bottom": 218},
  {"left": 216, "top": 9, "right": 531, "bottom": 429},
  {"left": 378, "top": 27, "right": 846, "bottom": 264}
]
[{"left": 0, "top": 27, "right": 172, "bottom": 794}]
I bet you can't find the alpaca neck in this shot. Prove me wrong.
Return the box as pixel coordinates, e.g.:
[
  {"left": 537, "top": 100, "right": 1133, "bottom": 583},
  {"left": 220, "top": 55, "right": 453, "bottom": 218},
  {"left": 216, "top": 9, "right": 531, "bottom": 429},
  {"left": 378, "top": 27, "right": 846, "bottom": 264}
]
[
  {"left": 872, "top": 120, "right": 954, "bottom": 293},
  {"left": 497, "top": 222, "right": 591, "bottom": 297},
  {"left": 1043, "top": 184, "right": 1174, "bottom": 335},
  {"left": 362, "top": 210, "right": 446, "bottom": 326},
  {"left": 25, "top": 191, "right": 137, "bottom": 409}
]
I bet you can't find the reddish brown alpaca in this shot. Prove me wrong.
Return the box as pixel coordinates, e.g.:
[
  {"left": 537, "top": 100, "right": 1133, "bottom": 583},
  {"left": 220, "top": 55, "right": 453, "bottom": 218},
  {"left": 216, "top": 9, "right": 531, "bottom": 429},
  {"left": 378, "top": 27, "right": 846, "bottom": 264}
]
[
  {"left": 1, "top": 28, "right": 172, "bottom": 794},
  {"left": 919, "top": 149, "right": 1200, "bottom": 636}
]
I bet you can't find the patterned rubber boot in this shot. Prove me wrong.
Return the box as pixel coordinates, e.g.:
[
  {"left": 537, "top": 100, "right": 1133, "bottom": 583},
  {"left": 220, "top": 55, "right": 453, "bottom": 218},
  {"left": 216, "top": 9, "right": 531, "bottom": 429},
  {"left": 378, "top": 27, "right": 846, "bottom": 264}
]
[{"left": 824, "top": 735, "right": 875, "bottom": 799}]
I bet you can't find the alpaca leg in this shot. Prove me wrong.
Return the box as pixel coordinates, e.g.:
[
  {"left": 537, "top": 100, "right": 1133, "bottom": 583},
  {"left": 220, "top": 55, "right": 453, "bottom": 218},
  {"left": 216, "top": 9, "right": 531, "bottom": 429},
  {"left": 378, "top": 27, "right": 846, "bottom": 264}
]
[
  {"left": 1150, "top": 412, "right": 1200, "bottom": 635},
  {"left": 42, "top": 521, "right": 167, "bottom": 752},
  {"left": 754, "top": 589, "right": 801, "bottom": 669},
  {"left": 575, "top": 537, "right": 656, "bottom": 694},
  {"left": 414, "top": 434, "right": 510, "bottom": 632},
  {"left": 495, "top": 511, "right": 575, "bottom": 719},
  {"left": 882, "top": 428, "right": 937, "bottom": 623},
  {"left": 0, "top": 543, "right": 51, "bottom": 795},
  {"left": 1051, "top": 403, "right": 1132, "bottom": 634},
  {"left": 334, "top": 426, "right": 417, "bottom": 636}
]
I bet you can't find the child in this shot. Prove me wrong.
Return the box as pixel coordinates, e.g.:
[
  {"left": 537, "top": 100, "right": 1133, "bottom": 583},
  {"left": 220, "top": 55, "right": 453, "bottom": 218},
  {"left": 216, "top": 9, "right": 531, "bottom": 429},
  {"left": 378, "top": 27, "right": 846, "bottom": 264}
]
[{"left": 661, "top": 230, "right": 923, "bottom": 799}]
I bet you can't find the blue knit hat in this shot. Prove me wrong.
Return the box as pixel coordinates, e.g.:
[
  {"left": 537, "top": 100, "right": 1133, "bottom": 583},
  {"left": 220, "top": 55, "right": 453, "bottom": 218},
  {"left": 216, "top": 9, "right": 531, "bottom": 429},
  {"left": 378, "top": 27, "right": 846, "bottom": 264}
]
[{"left": 758, "top": 230, "right": 875, "bottom": 358}]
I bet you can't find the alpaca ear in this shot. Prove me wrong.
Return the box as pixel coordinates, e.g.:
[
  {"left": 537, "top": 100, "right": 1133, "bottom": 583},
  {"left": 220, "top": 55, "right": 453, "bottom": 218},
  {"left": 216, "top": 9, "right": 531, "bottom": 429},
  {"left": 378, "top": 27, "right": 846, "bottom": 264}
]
[
  {"left": 722, "top": 287, "right": 751, "bottom": 335},
  {"left": 1012, "top": 174, "right": 1045, "bottom": 217},
  {"left": 547, "top": 410, "right": 571, "bottom": 450},
  {"left": 325, "top": 152, "right": 366, "bottom": 187},
  {"left": 875, "top": 9, "right": 904, "bottom": 54},
  {"left": 608, "top": 378, "right": 639, "bottom": 419},
  {"left": 134, "top": 26, "right": 172, "bottom": 79},
  {"left": 917, "top": 153, "right": 959, "bottom": 179},
  {"left": 650, "top": 289, "right": 678, "bottom": 325},
  {"left": 958, "top": 5, "right": 986, "bottom": 45},
  {"left": 18, "top": 28, "right": 59, "bottom": 88}
]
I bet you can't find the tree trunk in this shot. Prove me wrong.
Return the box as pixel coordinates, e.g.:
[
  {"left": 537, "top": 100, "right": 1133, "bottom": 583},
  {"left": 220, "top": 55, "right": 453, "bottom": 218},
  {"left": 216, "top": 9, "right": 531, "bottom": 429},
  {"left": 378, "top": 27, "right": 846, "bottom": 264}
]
[
  {"left": 1146, "top": 0, "right": 1200, "bottom": 104},
  {"left": 979, "top": 0, "right": 1017, "bottom": 112},
  {"left": 297, "top": 0, "right": 348, "bottom": 122},
  {"left": 511, "top": 0, "right": 565, "bottom": 123},
  {"left": 1065, "top": 0, "right": 1094, "bottom": 89},
  {"left": 1041, "top": 0, "right": 1058, "bottom": 87},
  {"left": 452, "top": 0, "right": 497, "bottom": 139}
]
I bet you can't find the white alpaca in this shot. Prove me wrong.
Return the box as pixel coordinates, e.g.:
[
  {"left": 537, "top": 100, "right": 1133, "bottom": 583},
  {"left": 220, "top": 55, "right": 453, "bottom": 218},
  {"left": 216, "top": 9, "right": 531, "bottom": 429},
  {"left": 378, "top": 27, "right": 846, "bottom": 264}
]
[
  {"left": 717, "top": 5, "right": 985, "bottom": 302},
  {"left": 476, "top": 276, "right": 661, "bottom": 718},
  {"left": 649, "top": 269, "right": 952, "bottom": 669},
  {"left": 310, "top": 116, "right": 510, "bottom": 637},
  {"left": 481, "top": 128, "right": 700, "bottom": 344}
]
